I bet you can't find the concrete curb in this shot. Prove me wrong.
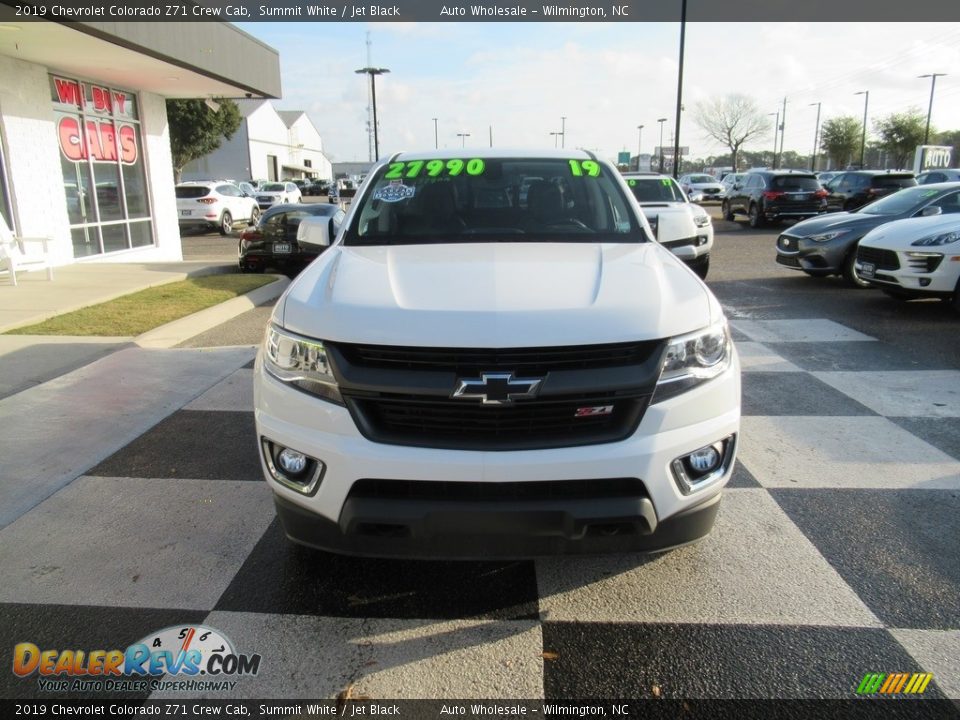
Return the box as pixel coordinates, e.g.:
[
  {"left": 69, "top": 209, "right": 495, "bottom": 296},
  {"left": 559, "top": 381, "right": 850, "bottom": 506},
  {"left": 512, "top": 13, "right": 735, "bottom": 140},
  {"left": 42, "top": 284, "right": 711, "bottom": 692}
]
[{"left": 135, "top": 275, "right": 290, "bottom": 349}]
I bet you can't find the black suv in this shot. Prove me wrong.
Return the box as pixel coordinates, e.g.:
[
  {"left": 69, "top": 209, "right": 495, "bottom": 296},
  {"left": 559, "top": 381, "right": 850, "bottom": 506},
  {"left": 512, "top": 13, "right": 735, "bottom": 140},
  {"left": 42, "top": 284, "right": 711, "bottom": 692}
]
[
  {"left": 823, "top": 171, "right": 916, "bottom": 212},
  {"left": 722, "top": 171, "right": 827, "bottom": 227}
]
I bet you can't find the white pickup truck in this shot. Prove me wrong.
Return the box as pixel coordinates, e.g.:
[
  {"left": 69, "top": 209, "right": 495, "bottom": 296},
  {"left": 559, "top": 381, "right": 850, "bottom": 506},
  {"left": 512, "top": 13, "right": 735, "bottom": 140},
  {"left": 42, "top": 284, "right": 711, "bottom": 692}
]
[{"left": 254, "top": 149, "right": 740, "bottom": 558}]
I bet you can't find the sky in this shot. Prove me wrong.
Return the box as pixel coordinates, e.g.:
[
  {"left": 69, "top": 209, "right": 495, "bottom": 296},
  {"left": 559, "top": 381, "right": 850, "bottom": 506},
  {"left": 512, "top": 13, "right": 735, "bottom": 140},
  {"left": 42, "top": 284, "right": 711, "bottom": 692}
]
[{"left": 236, "top": 21, "right": 960, "bottom": 166}]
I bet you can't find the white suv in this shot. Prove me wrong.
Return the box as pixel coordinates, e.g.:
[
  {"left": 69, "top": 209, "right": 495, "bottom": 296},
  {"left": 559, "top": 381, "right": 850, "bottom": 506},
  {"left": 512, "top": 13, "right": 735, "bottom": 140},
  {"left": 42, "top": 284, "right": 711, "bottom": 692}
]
[
  {"left": 176, "top": 181, "right": 260, "bottom": 235},
  {"left": 623, "top": 172, "right": 714, "bottom": 278},
  {"left": 254, "top": 150, "right": 740, "bottom": 558},
  {"left": 255, "top": 181, "right": 302, "bottom": 210}
]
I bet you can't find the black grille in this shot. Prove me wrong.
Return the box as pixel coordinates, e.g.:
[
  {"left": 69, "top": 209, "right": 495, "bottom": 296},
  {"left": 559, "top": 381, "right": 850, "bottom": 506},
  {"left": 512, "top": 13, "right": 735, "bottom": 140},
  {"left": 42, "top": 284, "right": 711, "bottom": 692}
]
[
  {"left": 334, "top": 341, "right": 660, "bottom": 375},
  {"left": 348, "top": 477, "right": 647, "bottom": 502},
  {"left": 905, "top": 255, "right": 943, "bottom": 273},
  {"left": 347, "top": 391, "right": 650, "bottom": 451},
  {"left": 857, "top": 246, "right": 900, "bottom": 270},
  {"left": 776, "top": 254, "right": 801, "bottom": 268}
]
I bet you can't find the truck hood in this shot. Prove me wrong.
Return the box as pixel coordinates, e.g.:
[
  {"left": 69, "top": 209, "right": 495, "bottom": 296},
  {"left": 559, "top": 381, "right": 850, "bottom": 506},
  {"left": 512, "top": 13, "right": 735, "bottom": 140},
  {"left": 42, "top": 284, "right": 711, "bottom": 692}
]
[{"left": 280, "top": 242, "right": 717, "bottom": 347}]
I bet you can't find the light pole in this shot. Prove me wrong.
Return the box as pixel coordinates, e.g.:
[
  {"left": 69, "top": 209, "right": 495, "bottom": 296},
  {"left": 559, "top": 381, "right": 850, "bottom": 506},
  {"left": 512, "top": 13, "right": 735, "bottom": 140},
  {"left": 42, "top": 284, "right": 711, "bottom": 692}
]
[
  {"left": 809, "top": 102, "right": 821, "bottom": 172},
  {"left": 657, "top": 117, "right": 667, "bottom": 173},
  {"left": 636, "top": 125, "right": 644, "bottom": 170},
  {"left": 432, "top": 117, "right": 438, "bottom": 149},
  {"left": 855, "top": 90, "right": 869, "bottom": 168},
  {"left": 560, "top": 116, "right": 567, "bottom": 148},
  {"left": 919, "top": 73, "right": 946, "bottom": 145},
  {"left": 355, "top": 66, "right": 390, "bottom": 161},
  {"left": 456, "top": 132, "right": 470, "bottom": 148},
  {"left": 769, "top": 111, "right": 779, "bottom": 169},
  {"left": 672, "top": 0, "right": 687, "bottom": 179},
  {"left": 550, "top": 132, "right": 561, "bottom": 148}
]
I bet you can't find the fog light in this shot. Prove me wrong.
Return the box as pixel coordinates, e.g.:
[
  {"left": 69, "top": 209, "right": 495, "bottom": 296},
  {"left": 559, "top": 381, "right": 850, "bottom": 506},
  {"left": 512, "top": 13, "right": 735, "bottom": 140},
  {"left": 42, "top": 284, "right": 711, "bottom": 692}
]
[
  {"left": 277, "top": 448, "right": 307, "bottom": 474},
  {"left": 260, "top": 438, "right": 325, "bottom": 496},
  {"left": 671, "top": 435, "right": 736, "bottom": 496},
  {"left": 689, "top": 445, "right": 721, "bottom": 473}
]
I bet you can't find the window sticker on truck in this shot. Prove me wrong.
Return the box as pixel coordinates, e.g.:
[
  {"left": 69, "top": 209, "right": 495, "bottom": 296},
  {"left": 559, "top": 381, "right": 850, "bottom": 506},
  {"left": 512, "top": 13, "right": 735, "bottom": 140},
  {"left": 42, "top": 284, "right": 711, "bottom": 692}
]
[
  {"left": 373, "top": 181, "right": 416, "bottom": 203},
  {"left": 384, "top": 159, "right": 486, "bottom": 179}
]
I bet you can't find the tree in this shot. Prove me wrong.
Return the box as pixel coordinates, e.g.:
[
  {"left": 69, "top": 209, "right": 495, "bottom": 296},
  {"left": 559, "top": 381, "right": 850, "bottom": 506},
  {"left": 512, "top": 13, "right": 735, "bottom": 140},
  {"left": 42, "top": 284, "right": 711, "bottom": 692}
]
[
  {"left": 166, "top": 99, "right": 242, "bottom": 182},
  {"left": 691, "top": 94, "right": 770, "bottom": 172},
  {"left": 874, "top": 110, "right": 927, "bottom": 169},
  {"left": 819, "top": 116, "right": 861, "bottom": 169}
]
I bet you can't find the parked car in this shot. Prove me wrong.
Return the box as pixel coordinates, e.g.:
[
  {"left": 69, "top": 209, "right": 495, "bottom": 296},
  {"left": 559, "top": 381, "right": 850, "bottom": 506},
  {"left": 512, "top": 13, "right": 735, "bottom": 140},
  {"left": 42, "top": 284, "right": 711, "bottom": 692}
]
[
  {"left": 254, "top": 149, "right": 740, "bottom": 558},
  {"left": 856, "top": 213, "right": 960, "bottom": 311},
  {"left": 239, "top": 203, "right": 345, "bottom": 275},
  {"left": 176, "top": 181, "right": 260, "bottom": 235},
  {"left": 775, "top": 182, "right": 960, "bottom": 287},
  {"left": 238, "top": 182, "right": 258, "bottom": 197},
  {"left": 678, "top": 174, "right": 725, "bottom": 203},
  {"left": 916, "top": 169, "right": 960, "bottom": 185},
  {"left": 303, "top": 179, "right": 329, "bottom": 196},
  {"left": 328, "top": 178, "right": 358, "bottom": 204},
  {"left": 256, "top": 181, "right": 302, "bottom": 210},
  {"left": 623, "top": 172, "right": 713, "bottom": 278},
  {"left": 823, "top": 170, "right": 917, "bottom": 212},
  {"left": 814, "top": 171, "right": 840, "bottom": 185},
  {"left": 720, "top": 173, "right": 745, "bottom": 196},
  {"left": 723, "top": 170, "right": 827, "bottom": 228}
]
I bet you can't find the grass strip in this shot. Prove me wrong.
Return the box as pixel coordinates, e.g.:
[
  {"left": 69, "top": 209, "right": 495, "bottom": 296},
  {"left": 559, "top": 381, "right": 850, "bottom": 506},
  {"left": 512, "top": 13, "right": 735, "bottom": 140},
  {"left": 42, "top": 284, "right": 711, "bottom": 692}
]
[{"left": 6, "top": 274, "right": 275, "bottom": 337}]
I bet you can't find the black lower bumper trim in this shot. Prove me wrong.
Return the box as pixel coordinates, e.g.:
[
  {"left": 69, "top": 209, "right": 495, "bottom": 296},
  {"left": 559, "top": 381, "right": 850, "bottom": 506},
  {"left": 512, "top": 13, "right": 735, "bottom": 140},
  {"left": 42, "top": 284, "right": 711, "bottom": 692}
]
[{"left": 273, "top": 491, "right": 721, "bottom": 559}]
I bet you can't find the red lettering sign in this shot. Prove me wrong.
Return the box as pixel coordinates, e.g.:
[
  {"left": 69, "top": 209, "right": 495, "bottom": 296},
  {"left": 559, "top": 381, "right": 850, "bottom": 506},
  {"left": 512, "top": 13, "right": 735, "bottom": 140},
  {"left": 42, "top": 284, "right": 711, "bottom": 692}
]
[
  {"left": 92, "top": 86, "right": 111, "bottom": 113},
  {"left": 54, "top": 78, "right": 82, "bottom": 108},
  {"left": 57, "top": 117, "right": 138, "bottom": 165}
]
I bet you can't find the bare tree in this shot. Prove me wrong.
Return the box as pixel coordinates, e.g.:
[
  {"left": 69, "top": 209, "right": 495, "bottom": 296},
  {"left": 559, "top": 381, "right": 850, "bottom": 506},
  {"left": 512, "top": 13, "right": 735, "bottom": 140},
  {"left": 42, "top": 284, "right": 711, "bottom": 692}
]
[{"left": 692, "top": 95, "right": 770, "bottom": 172}]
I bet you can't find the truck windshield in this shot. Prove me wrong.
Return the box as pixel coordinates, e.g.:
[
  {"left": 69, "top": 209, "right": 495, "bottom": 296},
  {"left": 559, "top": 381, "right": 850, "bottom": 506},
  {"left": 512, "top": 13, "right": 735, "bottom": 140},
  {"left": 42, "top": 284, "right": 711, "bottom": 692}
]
[{"left": 344, "top": 157, "right": 646, "bottom": 245}]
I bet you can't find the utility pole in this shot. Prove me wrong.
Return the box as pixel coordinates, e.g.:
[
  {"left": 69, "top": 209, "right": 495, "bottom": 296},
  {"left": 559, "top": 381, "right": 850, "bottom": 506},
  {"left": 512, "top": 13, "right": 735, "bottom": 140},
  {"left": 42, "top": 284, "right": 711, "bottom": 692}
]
[
  {"left": 560, "top": 116, "right": 566, "bottom": 148},
  {"left": 809, "top": 102, "right": 821, "bottom": 172},
  {"left": 919, "top": 73, "right": 947, "bottom": 145},
  {"left": 365, "top": 32, "right": 373, "bottom": 162},
  {"left": 769, "top": 111, "right": 779, "bottom": 169},
  {"left": 672, "top": 0, "right": 687, "bottom": 179},
  {"left": 432, "top": 117, "right": 438, "bottom": 149},
  {"left": 778, "top": 97, "right": 787, "bottom": 169},
  {"left": 855, "top": 90, "right": 869, "bottom": 168}
]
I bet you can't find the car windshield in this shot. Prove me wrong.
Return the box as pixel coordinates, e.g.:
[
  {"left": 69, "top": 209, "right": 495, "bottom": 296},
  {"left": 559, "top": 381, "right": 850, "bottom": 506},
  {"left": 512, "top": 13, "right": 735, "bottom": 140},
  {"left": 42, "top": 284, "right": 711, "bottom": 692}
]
[
  {"left": 688, "top": 175, "right": 716, "bottom": 183},
  {"left": 345, "top": 157, "right": 645, "bottom": 245},
  {"left": 627, "top": 177, "right": 685, "bottom": 203},
  {"left": 859, "top": 186, "right": 942, "bottom": 216},
  {"left": 262, "top": 183, "right": 285, "bottom": 191}
]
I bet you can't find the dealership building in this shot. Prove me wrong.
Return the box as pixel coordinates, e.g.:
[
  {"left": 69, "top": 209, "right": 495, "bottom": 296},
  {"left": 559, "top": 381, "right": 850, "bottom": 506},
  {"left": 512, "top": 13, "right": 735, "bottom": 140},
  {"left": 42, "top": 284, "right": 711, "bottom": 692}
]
[{"left": 0, "top": 18, "right": 280, "bottom": 265}]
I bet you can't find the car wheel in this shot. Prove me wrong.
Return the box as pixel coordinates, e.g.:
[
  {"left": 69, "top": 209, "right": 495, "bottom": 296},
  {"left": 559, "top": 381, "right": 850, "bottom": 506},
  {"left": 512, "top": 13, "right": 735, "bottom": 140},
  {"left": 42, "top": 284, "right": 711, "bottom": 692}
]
[
  {"left": 219, "top": 211, "right": 233, "bottom": 236},
  {"left": 721, "top": 201, "right": 734, "bottom": 221},
  {"left": 842, "top": 249, "right": 872, "bottom": 288},
  {"left": 249, "top": 207, "right": 260, "bottom": 225},
  {"left": 748, "top": 203, "right": 764, "bottom": 228},
  {"left": 692, "top": 254, "right": 710, "bottom": 280}
]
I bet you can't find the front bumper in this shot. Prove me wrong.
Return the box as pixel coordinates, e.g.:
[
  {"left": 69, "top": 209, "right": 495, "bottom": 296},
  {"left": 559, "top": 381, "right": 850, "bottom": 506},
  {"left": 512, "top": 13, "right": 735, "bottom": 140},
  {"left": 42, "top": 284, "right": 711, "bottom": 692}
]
[
  {"left": 776, "top": 231, "right": 857, "bottom": 273},
  {"left": 253, "top": 352, "right": 741, "bottom": 558},
  {"left": 857, "top": 248, "right": 960, "bottom": 296}
]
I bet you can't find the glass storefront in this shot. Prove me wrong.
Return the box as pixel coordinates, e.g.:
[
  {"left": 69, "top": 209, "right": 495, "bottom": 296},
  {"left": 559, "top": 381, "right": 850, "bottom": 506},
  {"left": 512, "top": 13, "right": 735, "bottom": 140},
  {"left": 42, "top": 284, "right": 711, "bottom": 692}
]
[{"left": 50, "top": 75, "right": 153, "bottom": 257}]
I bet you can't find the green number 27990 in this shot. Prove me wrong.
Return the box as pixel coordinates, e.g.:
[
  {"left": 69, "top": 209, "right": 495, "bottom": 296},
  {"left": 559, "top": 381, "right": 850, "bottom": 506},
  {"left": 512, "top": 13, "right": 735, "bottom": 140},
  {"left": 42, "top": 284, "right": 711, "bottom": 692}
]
[{"left": 384, "top": 158, "right": 486, "bottom": 179}]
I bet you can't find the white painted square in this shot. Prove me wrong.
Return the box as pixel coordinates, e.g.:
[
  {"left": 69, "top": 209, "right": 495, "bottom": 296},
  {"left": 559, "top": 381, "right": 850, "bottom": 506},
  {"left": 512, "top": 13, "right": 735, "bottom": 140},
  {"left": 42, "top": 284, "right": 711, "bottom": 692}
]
[
  {"left": 185, "top": 368, "right": 254, "bottom": 412},
  {"left": 891, "top": 629, "right": 960, "bottom": 699},
  {"left": 736, "top": 342, "right": 802, "bottom": 372},
  {"left": 813, "top": 370, "right": 960, "bottom": 418},
  {"left": 536, "top": 489, "right": 881, "bottom": 627},
  {"left": 738, "top": 416, "right": 960, "bottom": 489},
  {"left": 0, "top": 477, "right": 275, "bottom": 610},
  {"left": 151, "top": 612, "right": 544, "bottom": 699},
  {"left": 732, "top": 319, "right": 875, "bottom": 343}
]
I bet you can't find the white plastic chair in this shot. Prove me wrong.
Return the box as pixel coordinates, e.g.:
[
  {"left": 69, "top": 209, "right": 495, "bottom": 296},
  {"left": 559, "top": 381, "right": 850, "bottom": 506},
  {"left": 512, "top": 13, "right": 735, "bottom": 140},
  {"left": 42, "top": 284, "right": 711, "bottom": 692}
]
[{"left": 0, "top": 212, "right": 53, "bottom": 286}]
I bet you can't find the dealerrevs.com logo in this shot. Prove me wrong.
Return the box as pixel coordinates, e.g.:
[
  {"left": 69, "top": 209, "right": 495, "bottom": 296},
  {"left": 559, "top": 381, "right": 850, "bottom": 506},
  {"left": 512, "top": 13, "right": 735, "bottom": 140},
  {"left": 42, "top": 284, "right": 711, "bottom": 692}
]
[{"left": 13, "top": 625, "right": 261, "bottom": 693}]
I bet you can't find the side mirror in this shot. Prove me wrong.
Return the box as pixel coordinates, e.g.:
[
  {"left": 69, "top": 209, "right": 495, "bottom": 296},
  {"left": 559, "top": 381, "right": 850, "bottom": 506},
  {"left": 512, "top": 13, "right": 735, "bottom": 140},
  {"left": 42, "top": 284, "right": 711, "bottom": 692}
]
[
  {"left": 920, "top": 205, "right": 943, "bottom": 217},
  {"left": 297, "top": 216, "right": 333, "bottom": 247}
]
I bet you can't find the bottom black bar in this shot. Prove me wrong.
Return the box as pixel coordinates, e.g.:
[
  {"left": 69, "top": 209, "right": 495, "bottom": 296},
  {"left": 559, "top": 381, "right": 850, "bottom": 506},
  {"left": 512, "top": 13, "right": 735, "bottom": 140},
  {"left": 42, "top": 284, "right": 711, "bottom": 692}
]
[{"left": 2, "top": 699, "right": 958, "bottom": 720}]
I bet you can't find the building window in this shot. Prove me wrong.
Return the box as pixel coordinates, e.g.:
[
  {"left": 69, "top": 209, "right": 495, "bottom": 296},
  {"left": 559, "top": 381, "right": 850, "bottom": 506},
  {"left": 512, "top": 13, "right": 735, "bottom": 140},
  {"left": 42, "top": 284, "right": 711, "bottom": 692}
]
[
  {"left": 50, "top": 75, "right": 153, "bottom": 257},
  {"left": 304, "top": 159, "right": 312, "bottom": 168}
]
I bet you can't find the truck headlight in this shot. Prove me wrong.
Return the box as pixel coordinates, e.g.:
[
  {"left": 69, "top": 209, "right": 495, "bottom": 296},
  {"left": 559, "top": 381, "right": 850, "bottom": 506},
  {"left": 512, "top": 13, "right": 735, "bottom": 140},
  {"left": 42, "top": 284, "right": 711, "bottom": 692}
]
[
  {"left": 653, "top": 321, "right": 732, "bottom": 402},
  {"left": 263, "top": 325, "right": 343, "bottom": 404},
  {"left": 693, "top": 213, "right": 711, "bottom": 228}
]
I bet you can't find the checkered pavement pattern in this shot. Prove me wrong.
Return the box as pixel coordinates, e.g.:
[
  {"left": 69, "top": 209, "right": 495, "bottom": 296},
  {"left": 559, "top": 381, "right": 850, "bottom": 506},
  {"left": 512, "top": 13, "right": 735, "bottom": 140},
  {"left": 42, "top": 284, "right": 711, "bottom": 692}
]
[{"left": 1, "top": 318, "right": 958, "bottom": 702}]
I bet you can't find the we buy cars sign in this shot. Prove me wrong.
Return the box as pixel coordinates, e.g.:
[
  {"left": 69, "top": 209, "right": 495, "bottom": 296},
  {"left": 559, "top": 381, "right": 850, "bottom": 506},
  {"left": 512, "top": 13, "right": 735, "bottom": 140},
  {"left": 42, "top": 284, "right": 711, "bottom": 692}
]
[{"left": 53, "top": 77, "right": 139, "bottom": 165}]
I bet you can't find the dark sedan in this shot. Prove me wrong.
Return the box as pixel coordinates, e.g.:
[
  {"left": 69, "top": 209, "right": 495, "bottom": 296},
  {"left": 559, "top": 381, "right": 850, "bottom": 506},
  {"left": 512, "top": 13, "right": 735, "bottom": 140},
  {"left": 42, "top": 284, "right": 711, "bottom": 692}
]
[
  {"left": 823, "top": 170, "right": 916, "bottom": 212},
  {"left": 775, "top": 182, "right": 960, "bottom": 287},
  {"left": 238, "top": 203, "right": 345, "bottom": 275}
]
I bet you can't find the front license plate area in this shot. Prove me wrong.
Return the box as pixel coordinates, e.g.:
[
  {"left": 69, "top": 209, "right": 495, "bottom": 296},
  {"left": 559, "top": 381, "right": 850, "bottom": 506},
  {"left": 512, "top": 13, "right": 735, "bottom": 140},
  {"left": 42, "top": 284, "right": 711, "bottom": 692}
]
[{"left": 859, "top": 261, "right": 876, "bottom": 278}]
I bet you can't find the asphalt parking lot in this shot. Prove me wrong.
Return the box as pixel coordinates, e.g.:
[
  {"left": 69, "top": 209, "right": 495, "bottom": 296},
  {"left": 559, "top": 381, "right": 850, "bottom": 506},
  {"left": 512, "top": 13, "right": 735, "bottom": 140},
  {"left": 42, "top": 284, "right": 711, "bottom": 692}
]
[{"left": 2, "top": 210, "right": 958, "bottom": 704}]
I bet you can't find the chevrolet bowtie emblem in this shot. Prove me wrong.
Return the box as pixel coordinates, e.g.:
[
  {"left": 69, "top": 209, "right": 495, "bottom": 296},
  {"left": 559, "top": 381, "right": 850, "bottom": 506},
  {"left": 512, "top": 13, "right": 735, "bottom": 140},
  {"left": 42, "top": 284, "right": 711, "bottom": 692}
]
[{"left": 451, "top": 372, "right": 543, "bottom": 406}]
